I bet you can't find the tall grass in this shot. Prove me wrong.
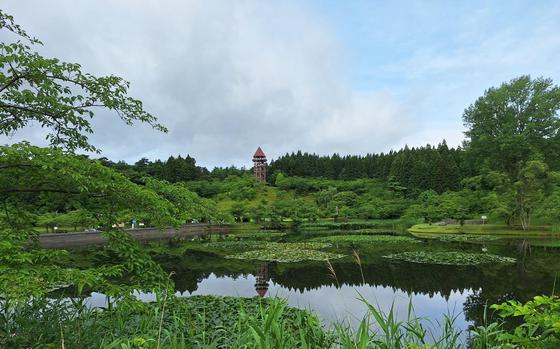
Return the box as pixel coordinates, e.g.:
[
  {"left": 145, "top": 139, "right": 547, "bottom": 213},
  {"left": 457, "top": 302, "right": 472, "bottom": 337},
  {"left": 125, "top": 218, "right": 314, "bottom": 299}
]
[
  {"left": 1, "top": 293, "right": 465, "bottom": 348},
  {"left": 3, "top": 291, "right": 557, "bottom": 348}
]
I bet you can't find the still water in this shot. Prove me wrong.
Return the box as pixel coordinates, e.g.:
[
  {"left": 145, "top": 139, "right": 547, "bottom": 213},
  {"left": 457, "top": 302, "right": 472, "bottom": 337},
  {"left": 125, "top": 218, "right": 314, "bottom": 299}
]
[{"left": 85, "top": 231, "right": 560, "bottom": 333}]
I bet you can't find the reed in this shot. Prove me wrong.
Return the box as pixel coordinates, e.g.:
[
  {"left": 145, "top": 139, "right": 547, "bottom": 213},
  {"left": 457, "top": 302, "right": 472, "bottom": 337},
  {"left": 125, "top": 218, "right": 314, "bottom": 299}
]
[{"left": 2, "top": 292, "right": 558, "bottom": 348}]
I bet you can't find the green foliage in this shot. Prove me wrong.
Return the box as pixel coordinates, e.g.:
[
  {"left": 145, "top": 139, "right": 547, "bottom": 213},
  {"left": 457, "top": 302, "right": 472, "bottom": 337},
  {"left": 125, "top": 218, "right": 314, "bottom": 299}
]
[
  {"left": 269, "top": 143, "right": 465, "bottom": 195},
  {"left": 0, "top": 10, "right": 165, "bottom": 152},
  {"left": 460, "top": 76, "right": 560, "bottom": 229},
  {"left": 302, "top": 220, "right": 403, "bottom": 230},
  {"left": 403, "top": 190, "right": 445, "bottom": 223},
  {"left": 513, "top": 160, "right": 553, "bottom": 230},
  {"left": 383, "top": 251, "right": 516, "bottom": 266},
  {"left": 36, "top": 209, "right": 97, "bottom": 232},
  {"left": 491, "top": 295, "right": 560, "bottom": 347},
  {"left": 336, "top": 295, "right": 463, "bottom": 349},
  {"left": 472, "top": 295, "right": 560, "bottom": 348},
  {"left": 536, "top": 185, "right": 560, "bottom": 224},
  {"left": 0, "top": 292, "right": 483, "bottom": 348},
  {"left": 0, "top": 143, "right": 200, "bottom": 299},
  {"left": 1, "top": 295, "right": 334, "bottom": 349},
  {"left": 464, "top": 75, "right": 560, "bottom": 177},
  {"left": 1, "top": 143, "right": 178, "bottom": 229},
  {"left": 144, "top": 177, "right": 220, "bottom": 223},
  {"left": 230, "top": 200, "right": 251, "bottom": 222}
]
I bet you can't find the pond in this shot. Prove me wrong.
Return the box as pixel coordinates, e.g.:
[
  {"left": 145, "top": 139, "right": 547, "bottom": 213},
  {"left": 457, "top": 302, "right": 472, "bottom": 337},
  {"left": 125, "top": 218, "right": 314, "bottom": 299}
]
[{"left": 83, "top": 229, "right": 560, "bottom": 335}]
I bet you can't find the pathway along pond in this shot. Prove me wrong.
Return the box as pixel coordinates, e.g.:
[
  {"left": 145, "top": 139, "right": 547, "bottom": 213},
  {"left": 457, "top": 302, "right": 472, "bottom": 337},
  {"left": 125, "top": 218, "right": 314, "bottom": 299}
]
[{"left": 80, "top": 229, "right": 560, "bottom": 334}]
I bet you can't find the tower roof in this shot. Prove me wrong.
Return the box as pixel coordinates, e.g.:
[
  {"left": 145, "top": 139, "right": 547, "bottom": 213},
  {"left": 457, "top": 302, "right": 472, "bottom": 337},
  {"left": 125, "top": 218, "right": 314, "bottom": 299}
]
[{"left": 253, "top": 147, "right": 266, "bottom": 157}]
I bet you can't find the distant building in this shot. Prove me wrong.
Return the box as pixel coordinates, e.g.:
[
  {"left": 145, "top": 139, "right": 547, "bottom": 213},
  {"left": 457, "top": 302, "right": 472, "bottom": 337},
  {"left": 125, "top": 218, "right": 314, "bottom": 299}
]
[{"left": 253, "top": 146, "right": 267, "bottom": 182}]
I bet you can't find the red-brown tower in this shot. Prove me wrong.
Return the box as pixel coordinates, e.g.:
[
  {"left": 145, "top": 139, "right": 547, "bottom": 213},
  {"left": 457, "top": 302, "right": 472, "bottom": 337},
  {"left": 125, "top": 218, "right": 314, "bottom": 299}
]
[{"left": 253, "top": 147, "right": 267, "bottom": 182}]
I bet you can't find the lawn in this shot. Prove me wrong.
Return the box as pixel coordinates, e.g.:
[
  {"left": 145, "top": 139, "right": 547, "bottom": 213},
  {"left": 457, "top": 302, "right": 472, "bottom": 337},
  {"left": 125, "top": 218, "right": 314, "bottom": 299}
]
[{"left": 409, "top": 223, "right": 559, "bottom": 237}]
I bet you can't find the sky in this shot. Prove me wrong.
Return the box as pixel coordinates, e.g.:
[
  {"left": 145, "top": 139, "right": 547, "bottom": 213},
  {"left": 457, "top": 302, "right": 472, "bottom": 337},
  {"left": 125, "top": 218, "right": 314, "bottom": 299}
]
[{"left": 1, "top": 0, "right": 559, "bottom": 168}]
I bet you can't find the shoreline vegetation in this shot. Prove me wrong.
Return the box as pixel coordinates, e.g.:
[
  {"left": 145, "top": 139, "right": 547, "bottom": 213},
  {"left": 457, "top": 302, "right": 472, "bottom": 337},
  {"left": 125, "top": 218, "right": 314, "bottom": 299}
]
[
  {"left": 4, "top": 292, "right": 559, "bottom": 348},
  {"left": 409, "top": 223, "right": 560, "bottom": 236}
]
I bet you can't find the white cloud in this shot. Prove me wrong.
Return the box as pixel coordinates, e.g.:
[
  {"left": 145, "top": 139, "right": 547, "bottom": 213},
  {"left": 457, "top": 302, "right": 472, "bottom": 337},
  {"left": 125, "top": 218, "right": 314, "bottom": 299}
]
[{"left": 0, "top": 0, "right": 414, "bottom": 167}]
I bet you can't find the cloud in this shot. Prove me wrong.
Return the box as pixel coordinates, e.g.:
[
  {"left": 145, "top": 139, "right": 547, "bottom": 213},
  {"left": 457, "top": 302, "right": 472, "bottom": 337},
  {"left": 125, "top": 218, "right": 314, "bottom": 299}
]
[
  {"left": 321, "top": 1, "right": 560, "bottom": 152},
  {"left": 0, "top": 0, "right": 415, "bottom": 167}
]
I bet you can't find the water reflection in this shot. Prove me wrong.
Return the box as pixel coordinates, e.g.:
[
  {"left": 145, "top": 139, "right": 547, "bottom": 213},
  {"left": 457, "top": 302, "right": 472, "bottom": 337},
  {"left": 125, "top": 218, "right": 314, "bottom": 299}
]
[
  {"left": 255, "top": 263, "right": 269, "bottom": 297},
  {"left": 87, "top": 272, "right": 472, "bottom": 333},
  {"left": 85, "top": 235, "right": 560, "bottom": 334}
]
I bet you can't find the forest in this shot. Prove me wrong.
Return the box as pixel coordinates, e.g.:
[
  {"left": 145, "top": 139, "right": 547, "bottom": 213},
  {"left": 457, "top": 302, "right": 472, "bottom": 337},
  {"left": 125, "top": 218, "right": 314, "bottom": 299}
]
[{"left": 97, "top": 108, "right": 560, "bottom": 232}]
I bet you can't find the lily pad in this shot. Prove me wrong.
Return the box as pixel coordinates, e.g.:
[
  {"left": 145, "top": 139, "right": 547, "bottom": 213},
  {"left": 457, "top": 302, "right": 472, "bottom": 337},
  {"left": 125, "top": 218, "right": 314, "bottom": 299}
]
[
  {"left": 383, "top": 251, "right": 516, "bottom": 266},
  {"left": 224, "top": 242, "right": 342, "bottom": 262},
  {"left": 203, "top": 241, "right": 263, "bottom": 250},
  {"left": 438, "top": 235, "right": 499, "bottom": 243},
  {"left": 312, "top": 235, "right": 420, "bottom": 244},
  {"left": 230, "top": 232, "right": 287, "bottom": 239},
  {"left": 205, "top": 241, "right": 331, "bottom": 250},
  {"left": 227, "top": 247, "right": 345, "bottom": 263}
]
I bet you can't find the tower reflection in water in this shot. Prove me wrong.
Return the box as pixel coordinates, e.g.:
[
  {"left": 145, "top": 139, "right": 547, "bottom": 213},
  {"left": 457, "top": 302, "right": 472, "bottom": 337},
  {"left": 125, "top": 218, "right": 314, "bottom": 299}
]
[{"left": 255, "top": 263, "right": 269, "bottom": 297}]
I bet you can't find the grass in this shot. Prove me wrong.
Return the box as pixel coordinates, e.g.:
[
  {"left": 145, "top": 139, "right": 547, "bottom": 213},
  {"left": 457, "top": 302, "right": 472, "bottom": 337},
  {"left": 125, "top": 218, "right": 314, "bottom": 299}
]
[
  {"left": 5, "top": 292, "right": 555, "bottom": 348},
  {"left": 1, "top": 295, "right": 333, "bottom": 348},
  {"left": 0, "top": 294, "right": 465, "bottom": 348},
  {"left": 33, "top": 225, "right": 91, "bottom": 234},
  {"left": 409, "top": 223, "right": 560, "bottom": 236},
  {"left": 383, "top": 251, "right": 517, "bottom": 266}
]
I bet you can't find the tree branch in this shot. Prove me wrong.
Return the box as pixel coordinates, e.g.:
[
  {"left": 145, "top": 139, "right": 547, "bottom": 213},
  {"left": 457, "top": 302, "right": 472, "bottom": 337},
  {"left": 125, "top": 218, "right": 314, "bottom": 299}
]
[{"left": 0, "top": 72, "right": 28, "bottom": 93}]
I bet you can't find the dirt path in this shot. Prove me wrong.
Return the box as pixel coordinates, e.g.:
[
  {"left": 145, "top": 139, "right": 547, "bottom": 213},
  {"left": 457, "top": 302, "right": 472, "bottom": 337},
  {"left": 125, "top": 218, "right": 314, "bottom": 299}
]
[{"left": 36, "top": 224, "right": 231, "bottom": 248}]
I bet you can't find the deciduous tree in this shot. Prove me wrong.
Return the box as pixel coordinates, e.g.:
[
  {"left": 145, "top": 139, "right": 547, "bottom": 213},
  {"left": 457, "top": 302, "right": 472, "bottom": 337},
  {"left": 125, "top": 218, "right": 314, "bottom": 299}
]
[{"left": 0, "top": 10, "right": 166, "bottom": 152}]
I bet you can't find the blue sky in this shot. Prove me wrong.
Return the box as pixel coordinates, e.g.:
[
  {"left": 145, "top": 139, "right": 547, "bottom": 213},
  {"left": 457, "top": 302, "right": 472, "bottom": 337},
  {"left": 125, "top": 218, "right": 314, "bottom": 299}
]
[
  {"left": 2, "top": 0, "right": 560, "bottom": 166},
  {"left": 311, "top": 0, "right": 560, "bottom": 145}
]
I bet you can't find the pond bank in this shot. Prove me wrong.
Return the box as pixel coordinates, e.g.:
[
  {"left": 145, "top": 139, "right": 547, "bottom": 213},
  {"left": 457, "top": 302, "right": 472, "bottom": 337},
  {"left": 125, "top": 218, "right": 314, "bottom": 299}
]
[
  {"left": 36, "top": 223, "right": 230, "bottom": 248},
  {"left": 409, "top": 223, "right": 559, "bottom": 236}
]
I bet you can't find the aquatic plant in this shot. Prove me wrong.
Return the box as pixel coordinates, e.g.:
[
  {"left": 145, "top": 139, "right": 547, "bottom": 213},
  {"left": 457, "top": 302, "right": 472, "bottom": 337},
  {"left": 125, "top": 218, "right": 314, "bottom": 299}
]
[
  {"left": 203, "top": 240, "right": 264, "bottom": 250},
  {"left": 313, "top": 234, "right": 421, "bottom": 244},
  {"left": 204, "top": 241, "right": 331, "bottom": 251},
  {"left": 336, "top": 295, "right": 463, "bottom": 349},
  {"left": 383, "top": 251, "right": 516, "bottom": 266},
  {"left": 228, "top": 232, "right": 287, "bottom": 239},
  {"left": 437, "top": 235, "right": 499, "bottom": 242},
  {"left": 1, "top": 295, "right": 333, "bottom": 348},
  {"left": 226, "top": 245, "right": 345, "bottom": 263}
]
